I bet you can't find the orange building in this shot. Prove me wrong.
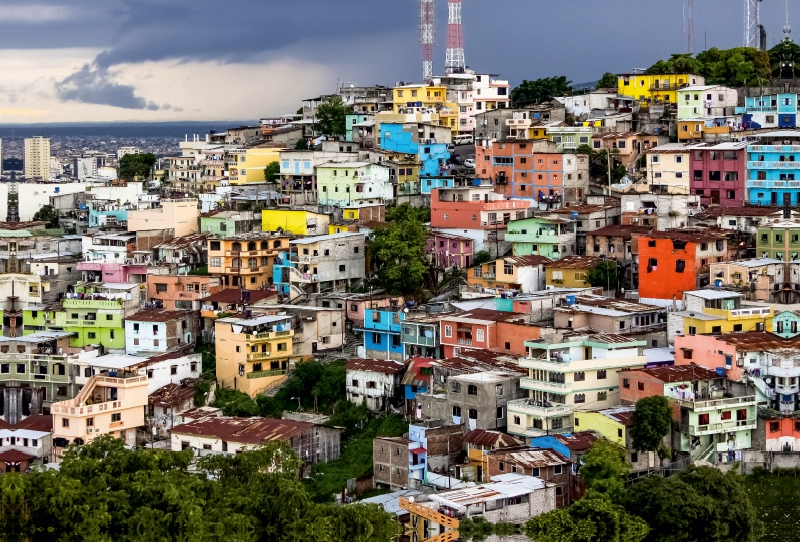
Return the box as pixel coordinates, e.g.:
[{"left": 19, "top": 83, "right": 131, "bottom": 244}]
[
  {"left": 207, "top": 233, "right": 290, "bottom": 290},
  {"left": 637, "top": 230, "right": 727, "bottom": 300},
  {"left": 146, "top": 274, "right": 222, "bottom": 310},
  {"left": 475, "top": 140, "right": 588, "bottom": 204},
  {"left": 765, "top": 416, "right": 800, "bottom": 451},
  {"left": 437, "top": 308, "right": 540, "bottom": 358}
]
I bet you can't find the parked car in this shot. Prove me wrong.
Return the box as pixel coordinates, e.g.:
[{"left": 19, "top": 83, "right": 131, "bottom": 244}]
[
  {"left": 464, "top": 158, "right": 475, "bottom": 168},
  {"left": 447, "top": 144, "right": 456, "bottom": 154}
]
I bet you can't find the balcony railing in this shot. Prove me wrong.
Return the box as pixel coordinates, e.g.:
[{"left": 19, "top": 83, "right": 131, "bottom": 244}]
[
  {"left": 746, "top": 161, "right": 800, "bottom": 169},
  {"left": 689, "top": 418, "right": 757, "bottom": 435},
  {"left": 246, "top": 368, "right": 288, "bottom": 379},
  {"left": 520, "top": 377, "right": 572, "bottom": 392},
  {"left": 748, "top": 180, "right": 800, "bottom": 189},
  {"left": 748, "top": 145, "right": 800, "bottom": 152},
  {"left": 508, "top": 398, "right": 572, "bottom": 417},
  {"left": 677, "top": 395, "right": 756, "bottom": 411},
  {"left": 457, "top": 338, "right": 473, "bottom": 346},
  {"left": 522, "top": 425, "right": 574, "bottom": 438}
]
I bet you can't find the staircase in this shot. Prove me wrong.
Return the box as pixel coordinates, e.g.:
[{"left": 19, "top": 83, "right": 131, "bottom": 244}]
[{"left": 259, "top": 374, "right": 290, "bottom": 397}]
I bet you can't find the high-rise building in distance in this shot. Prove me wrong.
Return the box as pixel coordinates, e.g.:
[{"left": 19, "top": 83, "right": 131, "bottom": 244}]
[{"left": 24, "top": 136, "right": 51, "bottom": 180}]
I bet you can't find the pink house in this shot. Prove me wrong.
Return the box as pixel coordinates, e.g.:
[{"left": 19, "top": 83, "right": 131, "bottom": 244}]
[
  {"left": 77, "top": 262, "right": 149, "bottom": 284},
  {"left": 427, "top": 231, "right": 474, "bottom": 269},
  {"left": 673, "top": 333, "right": 743, "bottom": 381},
  {"left": 689, "top": 142, "right": 748, "bottom": 207}
]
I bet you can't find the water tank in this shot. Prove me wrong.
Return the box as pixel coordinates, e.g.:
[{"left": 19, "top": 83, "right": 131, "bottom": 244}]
[
  {"left": 571, "top": 211, "right": 578, "bottom": 220},
  {"left": 715, "top": 367, "right": 725, "bottom": 376},
  {"left": 565, "top": 295, "right": 576, "bottom": 305},
  {"left": 472, "top": 178, "right": 481, "bottom": 186},
  {"left": 714, "top": 279, "right": 723, "bottom": 288}
]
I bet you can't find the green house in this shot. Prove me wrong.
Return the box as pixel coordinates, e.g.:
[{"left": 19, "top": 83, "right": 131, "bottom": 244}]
[
  {"left": 773, "top": 310, "right": 800, "bottom": 338},
  {"left": 200, "top": 211, "right": 260, "bottom": 238},
  {"left": 757, "top": 221, "right": 800, "bottom": 261},
  {"left": 505, "top": 216, "right": 576, "bottom": 259}
]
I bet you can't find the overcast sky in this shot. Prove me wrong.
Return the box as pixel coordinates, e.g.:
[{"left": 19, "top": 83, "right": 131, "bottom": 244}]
[{"left": 0, "top": 0, "right": 795, "bottom": 123}]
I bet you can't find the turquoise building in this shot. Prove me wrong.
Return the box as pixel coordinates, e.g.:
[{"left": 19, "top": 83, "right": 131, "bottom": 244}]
[
  {"left": 505, "top": 216, "right": 576, "bottom": 259},
  {"left": 747, "top": 132, "right": 800, "bottom": 206},
  {"left": 773, "top": 310, "right": 800, "bottom": 338}
]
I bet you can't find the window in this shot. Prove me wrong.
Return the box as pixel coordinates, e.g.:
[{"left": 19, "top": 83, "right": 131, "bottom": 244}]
[
  {"left": 210, "top": 241, "right": 221, "bottom": 251},
  {"left": 452, "top": 405, "right": 462, "bottom": 417},
  {"left": 618, "top": 428, "right": 623, "bottom": 438},
  {"left": 111, "top": 413, "right": 121, "bottom": 422},
  {"left": 597, "top": 369, "right": 607, "bottom": 379},
  {"left": 467, "top": 384, "right": 478, "bottom": 396},
  {"left": 86, "top": 417, "right": 94, "bottom": 427},
  {"left": 339, "top": 264, "right": 346, "bottom": 272},
  {"left": 597, "top": 391, "right": 608, "bottom": 401},
  {"left": 496, "top": 406, "right": 504, "bottom": 419},
  {"left": 468, "top": 408, "right": 478, "bottom": 419},
  {"left": 452, "top": 381, "right": 461, "bottom": 393},
  {"left": 170, "top": 365, "right": 178, "bottom": 375},
  {"left": 622, "top": 378, "right": 630, "bottom": 389},
  {"left": 476, "top": 329, "right": 484, "bottom": 342},
  {"left": 444, "top": 325, "right": 452, "bottom": 338},
  {"left": 676, "top": 259, "right": 686, "bottom": 273},
  {"left": 62, "top": 419, "right": 69, "bottom": 428},
  {"left": 513, "top": 415, "right": 521, "bottom": 425},
  {"left": 574, "top": 371, "right": 585, "bottom": 381}
]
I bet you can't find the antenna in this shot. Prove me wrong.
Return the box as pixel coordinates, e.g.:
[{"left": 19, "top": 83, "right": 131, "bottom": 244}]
[
  {"left": 744, "top": 0, "right": 762, "bottom": 48},
  {"left": 421, "top": 0, "right": 435, "bottom": 82},
  {"left": 686, "top": 0, "right": 695, "bottom": 54},
  {"left": 785, "top": 0, "right": 793, "bottom": 37},
  {"left": 445, "top": 0, "right": 465, "bottom": 75}
]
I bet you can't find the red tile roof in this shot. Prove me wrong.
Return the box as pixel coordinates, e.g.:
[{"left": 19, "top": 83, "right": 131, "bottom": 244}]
[
  {"left": 622, "top": 363, "right": 719, "bottom": 383},
  {"left": 149, "top": 382, "right": 197, "bottom": 407},
  {"left": 463, "top": 429, "right": 520, "bottom": 448},
  {"left": 203, "top": 288, "right": 278, "bottom": 304},
  {"left": 14, "top": 415, "right": 53, "bottom": 433},
  {"left": 0, "top": 450, "right": 35, "bottom": 463},
  {"left": 127, "top": 309, "right": 194, "bottom": 323}
]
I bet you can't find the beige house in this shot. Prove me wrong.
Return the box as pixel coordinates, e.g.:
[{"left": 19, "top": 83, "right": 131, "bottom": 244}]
[
  {"left": 51, "top": 362, "right": 149, "bottom": 460},
  {"left": 127, "top": 199, "right": 200, "bottom": 237},
  {"left": 645, "top": 143, "right": 691, "bottom": 190}
]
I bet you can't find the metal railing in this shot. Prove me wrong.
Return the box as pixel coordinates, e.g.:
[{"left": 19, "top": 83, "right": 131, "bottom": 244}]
[
  {"left": 246, "top": 368, "right": 286, "bottom": 379},
  {"left": 677, "top": 395, "right": 755, "bottom": 410}
]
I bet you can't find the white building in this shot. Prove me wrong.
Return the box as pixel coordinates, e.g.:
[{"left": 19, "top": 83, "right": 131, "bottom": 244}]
[
  {"left": 24, "top": 136, "right": 51, "bottom": 180},
  {"left": 82, "top": 232, "right": 137, "bottom": 263},
  {"left": 345, "top": 358, "right": 406, "bottom": 412},
  {"left": 73, "top": 352, "right": 202, "bottom": 395},
  {"left": 287, "top": 232, "right": 366, "bottom": 300},
  {"left": 117, "top": 147, "right": 140, "bottom": 160},
  {"left": 75, "top": 157, "right": 98, "bottom": 180},
  {"left": 123, "top": 310, "right": 196, "bottom": 356},
  {"left": 0, "top": 274, "right": 43, "bottom": 310}
]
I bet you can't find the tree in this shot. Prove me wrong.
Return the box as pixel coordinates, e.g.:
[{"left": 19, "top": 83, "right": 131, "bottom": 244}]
[
  {"left": 624, "top": 467, "right": 763, "bottom": 542},
  {"left": 314, "top": 97, "right": 351, "bottom": 137},
  {"left": 294, "top": 138, "right": 309, "bottom": 150},
  {"left": 473, "top": 250, "right": 492, "bottom": 266},
  {"left": 629, "top": 396, "right": 672, "bottom": 457},
  {"left": 511, "top": 76, "right": 573, "bottom": 106},
  {"left": 32, "top": 204, "right": 59, "bottom": 228},
  {"left": 264, "top": 161, "right": 280, "bottom": 183},
  {"left": 596, "top": 72, "right": 618, "bottom": 90},
  {"left": 386, "top": 202, "right": 430, "bottom": 223},
  {"left": 524, "top": 497, "right": 649, "bottom": 542},
  {"left": 579, "top": 439, "right": 631, "bottom": 503},
  {"left": 585, "top": 261, "right": 620, "bottom": 290},
  {"left": 118, "top": 152, "right": 157, "bottom": 182},
  {"left": 369, "top": 215, "right": 428, "bottom": 296},
  {"left": 642, "top": 48, "right": 770, "bottom": 87}
]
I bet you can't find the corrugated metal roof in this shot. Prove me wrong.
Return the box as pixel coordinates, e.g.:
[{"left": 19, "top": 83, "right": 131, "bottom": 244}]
[
  {"left": 488, "top": 446, "right": 570, "bottom": 468},
  {"left": 345, "top": 358, "right": 406, "bottom": 374}
]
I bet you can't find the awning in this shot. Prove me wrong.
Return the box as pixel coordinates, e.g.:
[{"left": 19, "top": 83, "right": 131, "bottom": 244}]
[{"left": 409, "top": 447, "right": 427, "bottom": 455}]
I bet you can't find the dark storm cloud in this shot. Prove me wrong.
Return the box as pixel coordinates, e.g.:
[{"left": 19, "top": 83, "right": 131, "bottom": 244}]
[
  {"left": 55, "top": 64, "right": 156, "bottom": 109},
  {"left": 4, "top": 0, "right": 800, "bottom": 111}
]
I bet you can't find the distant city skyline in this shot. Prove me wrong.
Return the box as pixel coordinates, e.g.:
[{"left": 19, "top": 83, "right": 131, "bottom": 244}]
[{"left": 0, "top": 0, "right": 796, "bottom": 123}]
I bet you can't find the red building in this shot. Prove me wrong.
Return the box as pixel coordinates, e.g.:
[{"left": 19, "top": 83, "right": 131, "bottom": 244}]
[
  {"left": 689, "top": 142, "right": 748, "bottom": 207},
  {"left": 439, "top": 308, "right": 528, "bottom": 358},
  {"left": 637, "top": 230, "right": 728, "bottom": 301}
]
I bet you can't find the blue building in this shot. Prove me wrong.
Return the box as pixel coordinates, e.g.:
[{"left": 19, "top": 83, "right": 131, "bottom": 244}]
[
  {"left": 746, "top": 131, "right": 800, "bottom": 206},
  {"left": 378, "top": 123, "right": 450, "bottom": 177},
  {"left": 88, "top": 202, "right": 129, "bottom": 228},
  {"left": 359, "top": 308, "right": 406, "bottom": 362},
  {"left": 272, "top": 250, "right": 299, "bottom": 297},
  {"left": 345, "top": 114, "right": 373, "bottom": 142},
  {"left": 742, "top": 93, "right": 800, "bottom": 129}
]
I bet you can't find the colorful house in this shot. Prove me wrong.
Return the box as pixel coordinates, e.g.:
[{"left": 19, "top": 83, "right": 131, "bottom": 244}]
[
  {"left": 316, "top": 162, "right": 392, "bottom": 206},
  {"left": 392, "top": 83, "right": 447, "bottom": 113},
  {"left": 545, "top": 255, "right": 604, "bottom": 288},
  {"left": 773, "top": 310, "right": 800, "bottom": 338},
  {"left": 669, "top": 290, "right": 773, "bottom": 338},
  {"left": 260, "top": 209, "right": 330, "bottom": 236},
  {"left": 742, "top": 91, "right": 800, "bottom": 129},
  {"left": 207, "top": 233, "right": 289, "bottom": 290},
  {"left": 426, "top": 231, "right": 474, "bottom": 269},
  {"left": 378, "top": 122, "right": 450, "bottom": 177},
  {"left": 505, "top": 216, "right": 576, "bottom": 258},
  {"left": 467, "top": 255, "right": 550, "bottom": 293},
  {"left": 756, "top": 218, "right": 800, "bottom": 261},
  {"left": 689, "top": 141, "right": 748, "bottom": 207},
  {"left": 228, "top": 148, "right": 281, "bottom": 185},
  {"left": 617, "top": 73, "right": 705, "bottom": 103},
  {"left": 199, "top": 210, "right": 260, "bottom": 238},
  {"left": 747, "top": 131, "right": 800, "bottom": 206},
  {"left": 359, "top": 309, "right": 406, "bottom": 363}
]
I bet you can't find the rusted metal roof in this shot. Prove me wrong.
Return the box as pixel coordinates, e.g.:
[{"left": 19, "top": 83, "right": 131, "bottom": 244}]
[
  {"left": 401, "top": 357, "right": 435, "bottom": 387},
  {"left": 585, "top": 225, "right": 652, "bottom": 239},
  {"left": 171, "top": 415, "right": 315, "bottom": 445},
  {"left": 487, "top": 446, "right": 569, "bottom": 467},
  {"left": 346, "top": 358, "right": 406, "bottom": 374},
  {"left": 547, "top": 255, "right": 605, "bottom": 270},
  {"left": 10, "top": 415, "right": 53, "bottom": 433},
  {"left": 553, "top": 431, "right": 599, "bottom": 452},
  {"left": 714, "top": 331, "right": 800, "bottom": 351},
  {"left": 203, "top": 289, "right": 277, "bottom": 304},
  {"left": 446, "top": 308, "right": 518, "bottom": 323},
  {"left": 622, "top": 363, "right": 719, "bottom": 383},
  {"left": 463, "top": 429, "right": 520, "bottom": 448},
  {"left": 127, "top": 309, "right": 194, "bottom": 323},
  {"left": 153, "top": 233, "right": 209, "bottom": 250},
  {"left": 149, "top": 382, "right": 197, "bottom": 407},
  {"left": 503, "top": 255, "right": 552, "bottom": 267}
]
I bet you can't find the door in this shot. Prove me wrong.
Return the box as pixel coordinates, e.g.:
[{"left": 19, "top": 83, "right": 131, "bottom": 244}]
[
  {"left": 710, "top": 190, "right": 720, "bottom": 204},
  {"left": 784, "top": 193, "right": 793, "bottom": 206},
  {"left": 772, "top": 192, "right": 779, "bottom": 205}
]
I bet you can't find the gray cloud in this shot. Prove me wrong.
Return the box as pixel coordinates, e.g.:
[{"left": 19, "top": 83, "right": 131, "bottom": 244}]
[{"left": 55, "top": 63, "right": 156, "bottom": 109}]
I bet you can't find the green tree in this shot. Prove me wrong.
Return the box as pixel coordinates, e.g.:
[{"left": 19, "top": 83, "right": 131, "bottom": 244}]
[
  {"left": 511, "top": 76, "right": 573, "bottom": 106},
  {"left": 386, "top": 202, "right": 430, "bottom": 223},
  {"left": 585, "top": 260, "right": 620, "bottom": 290},
  {"left": 629, "top": 396, "right": 672, "bottom": 457},
  {"left": 295, "top": 138, "right": 309, "bottom": 150},
  {"left": 314, "top": 97, "right": 351, "bottom": 137},
  {"left": 118, "top": 152, "right": 157, "bottom": 182},
  {"left": 32, "top": 204, "right": 59, "bottom": 228},
  {"left": 263, "top": 161, "right": 280, "bottom": 183},
  {"left": 596, "top": 72, "right": 618, "bottom": 90},
  {"left": 369, "top": 215, "right": 428, "bottom": 296},
  {"left": 473, "top": 250, "right": 492, "bottom": 266},
  {"left": 624, "top": 467, "right": 763, "bottom": 542},
  {"left": 211, "top": 387, "right": 259, "bottom": 416},
  {"left": 580, "top": 439, "right": 631, "bottom": 503},
  {"left": 525, "top": 497, "right": 649, "bottom": 542}
]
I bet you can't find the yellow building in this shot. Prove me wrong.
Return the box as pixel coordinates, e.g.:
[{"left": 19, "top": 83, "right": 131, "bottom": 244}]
[
  {"left": 463, "top": 430, "right": 520, "bottom": 483},
  {"left": 617, "top": 73, "right": 705, "bottom": 103},
  {"left": 392, "top": 83, "right": 447, "bottom": 113},
  {"left": 545, "top": 256, "right": 604, "bottom": 288},
  {"left": 261, "top": 209, "right": 330, "bottom": 236},
  {"left": 573, "top": 409, "right": 629, "bottom": 447},
  {"left": 230, "top": 148, "right": 281, "bottom": 185},
  {"left": 207, "top": 233, "right": 290, "bottom": 289},
  {"left": 679, "top": 290, "right": 773, "bottom": 336},
  {"left": 468, "top": 256, "right": 550, "bottom": 293},
  {"left": 215, "top": 313, "right": 296, "bottom": 397}
]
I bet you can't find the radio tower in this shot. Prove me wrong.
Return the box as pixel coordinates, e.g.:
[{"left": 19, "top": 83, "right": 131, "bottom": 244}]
[
  {"left": 445, "top": 0, "right": 465, "bottom": 74},
  {"left": 686, "top": 0, "right": 695, "bottom": 54},
  {"left": 421, "top": 0, "right": 435, "bottom": 82},
  {"left": 744, "top": 0, "right": 762, "bottom": 48}
]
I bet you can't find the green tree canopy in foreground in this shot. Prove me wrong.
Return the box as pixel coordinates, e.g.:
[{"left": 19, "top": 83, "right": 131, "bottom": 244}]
[
  {"left": 32, "top": 205, "right": 59, "bottom": 228},
  {"left": 511, "top": 76, "right": 574, "bottom": 105},
  {"left": 0, "top": 436, "right": 396, "bottom": 541},
  {"left": 314, "top": 97, "right": 351, "bottom": 137},
  {"left": 642, "top": 48, "right": 770, "bottom": 86},
  {"left": 370, "top": 205, "right": 428, "bottom": 296},
  {"left": 118, "top": 152, "right": 157, "bottom": 182},
  {"left": 596, "top": 72, "right": 618, "bottom": 90},
  {"left": 263, "top": 160, "right": 280, "bottom": 183},
  {"left": 629, "top": 395, "right": 672, "bottom": 457}
]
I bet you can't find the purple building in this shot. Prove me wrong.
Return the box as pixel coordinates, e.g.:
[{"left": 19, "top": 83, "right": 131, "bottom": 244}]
[
  {"left": 77, "top": 262, "right": 149, "bottom": 284},
  {"left": 690, "top": 141, "right": 748, "bottom": 208},
  {"left": 427, "top": 231, "right": 473, "bottom": 269}
]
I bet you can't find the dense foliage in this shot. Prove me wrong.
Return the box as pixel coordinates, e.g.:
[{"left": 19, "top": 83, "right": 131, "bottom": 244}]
[
  {"left": 511, "top": 76, "right": 574, "bottom": 106},
  {"left": 0, "top": 437, "right": 396, "bottom": 541},
  {"left": 314, "top": 97, "right": 351, "bottom": 137},
  {"left": 596, "top": 72, "right": 618, "bottom": 90},
  {"left": 629, "top": 396, "right": 672, "bottom": 457},
  {"left": 642, "top": 49, "right": 771, "bottom": 86},
  {"left": 525, "top": 439, "right": 763, "bottom": 542},
  {"left": 585, "top": 260, "right": 621, "bottom": 291},
  {"left": 32, "top": 205, "right": 59, "bottom": 228},
  {"left": 369, "top": 204, "right": 428, "bottom": 296},
  {"left": 118, "top": 152, "right": 157, "bottom": 182},
  {"left": 263, "top": 161, "right": 280, "bottom": 183}
]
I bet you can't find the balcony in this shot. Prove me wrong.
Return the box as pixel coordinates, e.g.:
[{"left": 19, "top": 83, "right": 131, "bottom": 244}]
[
  {"left": 747, "top": 179, "right": 800, "bottom": 189},
  {"left": 520, "top": 377, "right": 572, "bottom": 393},
  {"left": 520, "top": 354, "right": 648, "bottom": 372},
  {"left": 677, "top": 395, "right": 756, "bottom": 412},
  {"left": 246, "top": 369, "right": 287, "bottom": 380},
  {"left": 748, "top": 145, "right": 800, "bottom": 152},
  {"left": 246, "top": 352, "right": 273, "bottom": 361},
  {"left": 246, "top": 330, "right": 293, "bottom": 341},
  {"left": 288, "top": 267, "right": 319, "bottom": 283},
  {"left": 519, "top": 425, "right": 574, "bottom": 438},
  {"left": 224, "top": 266, "right": 269, "bottom": 275},
  {"left": 457, "top": 338, "right": 473, "bottom": 346},
  {"left": 508, "top": 398, "right": 573, "bottom": 417},
  {"left": 482, "top": 273, "right": 496, "bottom": 279},
  {"left": 746, "top": 161, "right": 800, "bottom": 169},
  {"left": 688, "top": 418, "right": 757, "bottom": 436}
]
